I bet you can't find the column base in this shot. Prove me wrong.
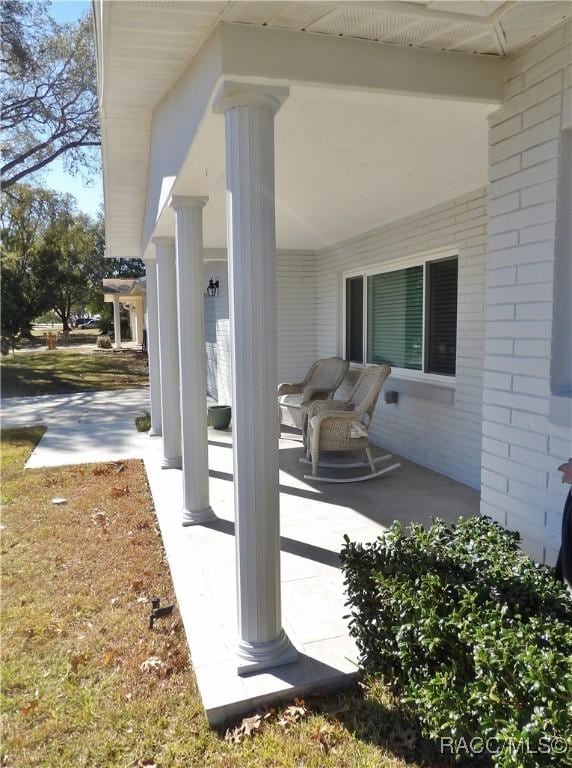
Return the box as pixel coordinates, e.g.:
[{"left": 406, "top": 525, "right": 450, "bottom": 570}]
[
  {"left": 236, "top": 629, "right": 298, "bottom": 676},
  {"left": 161, "top": 456, "right": 182, "bottom": 470},
  {"left": 149, "top": 428, "right": 162, "bottom": 437},
  {"left": 182, "top": 505, "right": 217, "bottom": 527}
]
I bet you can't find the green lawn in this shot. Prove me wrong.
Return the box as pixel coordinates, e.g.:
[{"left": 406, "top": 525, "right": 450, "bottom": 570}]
[
  {"left": 1, "top": 350, "right": 148, "bottom": 397},
  {"left": 0, "top": 428, "right": 424, "bottom": 768}
]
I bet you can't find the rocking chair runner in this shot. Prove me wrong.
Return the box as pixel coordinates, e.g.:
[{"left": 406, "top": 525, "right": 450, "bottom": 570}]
[
  {"left": 303, "top": 365, "right": 401, "bottom": 483},
  {"left": 278, "top": 356, "right": 349, "bottom": 430}
]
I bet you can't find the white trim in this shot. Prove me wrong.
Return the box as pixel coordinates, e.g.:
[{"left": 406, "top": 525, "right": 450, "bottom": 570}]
[{"left": 342, "top": 246, "right": 459, "bottom": 382}]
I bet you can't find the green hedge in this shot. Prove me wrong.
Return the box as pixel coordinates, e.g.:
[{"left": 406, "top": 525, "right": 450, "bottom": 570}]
[{"left": 341, "top": 517, "right": 572, "bottom": 767}]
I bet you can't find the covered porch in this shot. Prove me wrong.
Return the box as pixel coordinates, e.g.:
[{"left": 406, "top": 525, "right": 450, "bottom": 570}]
[
  {"left": 145, "top": 423, "right": 479, "bottom": 725},
  {"left": 102, "top": 278, "right": 146, "bottom": 350},
  {"left": 95, "top": 0, "right": 571, "bottom": 726}
]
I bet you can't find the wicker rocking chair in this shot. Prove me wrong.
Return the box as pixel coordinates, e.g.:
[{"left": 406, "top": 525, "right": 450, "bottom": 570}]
[
  {"left": 303, "top": 365, "right": 401, "bottom": 483},
  {"left": 278, "top": 357, "right": 349, "bottom": 431}
]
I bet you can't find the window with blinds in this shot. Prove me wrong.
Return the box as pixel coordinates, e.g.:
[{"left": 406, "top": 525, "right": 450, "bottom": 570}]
[
  {"left": 367, "top": 266, "right": 423, "bottom": 370},
  {"left": 426, "top": 258, "right": 458, "bottom": 375},
  {"left": 345, "top": 276, "right": 364, "bottom": 363},
  {"left": 344, "top": 254, "right": 458, "bottom": 377}
]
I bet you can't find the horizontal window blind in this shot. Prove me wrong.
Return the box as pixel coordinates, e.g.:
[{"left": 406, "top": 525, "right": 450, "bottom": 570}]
[
  {"left": 367, "top": 266, "right": 423, "bottom": 370},
  {"left": 345, "top": 276, "right": 364, "bottom": 363},
  {"left": 426, "top": 257, "right": 458, "bottom": 376}
]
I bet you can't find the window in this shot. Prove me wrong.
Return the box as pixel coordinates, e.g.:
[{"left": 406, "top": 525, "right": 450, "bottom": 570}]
[
  {"left": 344, "top": 253, "right": 459, "bottom": 378},
  {"left": 345, "top": 276, "right": 364, "bottom": 364}
]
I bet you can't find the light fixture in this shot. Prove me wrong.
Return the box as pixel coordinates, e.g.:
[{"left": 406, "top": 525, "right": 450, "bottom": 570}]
[{"left": 206, "top": 278, "right": 219, "bottom": 298}]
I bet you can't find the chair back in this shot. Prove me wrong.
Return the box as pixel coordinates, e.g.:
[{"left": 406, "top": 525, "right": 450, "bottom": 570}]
[
  {"left": 348, "top": 365, "right": 391, "bottom": 421},
  {"left": 305, "top": 357, "right": 349, "bottom": 391}
]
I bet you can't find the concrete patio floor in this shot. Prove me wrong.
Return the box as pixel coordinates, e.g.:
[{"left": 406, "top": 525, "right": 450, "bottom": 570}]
[
  {"left": 145, "top": 425, "right": 479, "bottom": 724},
  {"left": 5, "top": 390, "right": 479, "bottom": 725}
]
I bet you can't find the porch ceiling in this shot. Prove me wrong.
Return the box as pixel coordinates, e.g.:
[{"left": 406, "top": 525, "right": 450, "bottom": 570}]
[
  {"left": 94, "top": 1, "right": 571, "bottom": 258},
  {"left": 153, "top": 84, "right": 493, "bottom": 250}
]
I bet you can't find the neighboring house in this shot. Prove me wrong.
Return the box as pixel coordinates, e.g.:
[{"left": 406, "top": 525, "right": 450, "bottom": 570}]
[
  {"left": 94, "top": 0, "right": 571, "bottom": 678},
  {"left": 102, "top": 278, "right": 146, "bottom": 348}
]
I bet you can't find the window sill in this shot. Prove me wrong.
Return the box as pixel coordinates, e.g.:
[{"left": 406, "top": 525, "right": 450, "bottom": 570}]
[
  {"left": 386, "top": 375, "right": 455, "bottom": 405},
  {"left": 346, "top": 365, "right": 456, "bottom": 405}
]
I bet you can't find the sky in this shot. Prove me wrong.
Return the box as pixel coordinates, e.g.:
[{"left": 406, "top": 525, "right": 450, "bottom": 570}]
[{"left": 44, "top": 1, "right": 103, "bottom": 219}]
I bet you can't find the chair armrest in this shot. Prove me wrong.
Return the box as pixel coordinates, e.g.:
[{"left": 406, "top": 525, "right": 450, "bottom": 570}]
[
  {"left": 277, "top": 382, "right": 304, "bottom": 396},
  {"left": 301, "top": 385, "right": 333, "bottom": 403},
  {"left": 305, "top": 399, "right": 352, "bottom": 419}
]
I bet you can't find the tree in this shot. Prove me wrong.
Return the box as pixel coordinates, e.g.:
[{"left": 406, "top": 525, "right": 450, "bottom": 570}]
[
  {"left": 1, "top": 1, "right": 100, "bottom": 190},
  {"left": 35, "top": 211, "right": 105, "bottom": 331},
  {"left": 0, "top": 185, "right": 66, "bottom": 344},
  {"left": 104, "top": 257, "right": 146, "bottom": 279},
  {"left": 1, "top": 185, "right": 105, "bottom": 338}
]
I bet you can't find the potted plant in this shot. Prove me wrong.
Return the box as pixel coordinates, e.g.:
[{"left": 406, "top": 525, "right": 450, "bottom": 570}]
[{"left": 208, "top": 404, "right": 231, "bottom": 430}]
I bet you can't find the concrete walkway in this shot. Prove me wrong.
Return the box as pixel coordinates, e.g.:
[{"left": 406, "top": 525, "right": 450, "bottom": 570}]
[
  {"left": 1, "top": 388, "right": 150, "bottom": 467},
  {"left": 3, "top": 387, "right": 480, "bottom": 724}
]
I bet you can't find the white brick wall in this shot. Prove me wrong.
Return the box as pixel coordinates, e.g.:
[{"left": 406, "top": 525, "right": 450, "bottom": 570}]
[
  {"left": 316, "top": 188, "right": 488, "bottom": 490},
  {"left": 481, "top": 20, "right": 572, "bottom": 564},
  {"left": 204, "top": 252, "right": 317, "bottom": 405}
]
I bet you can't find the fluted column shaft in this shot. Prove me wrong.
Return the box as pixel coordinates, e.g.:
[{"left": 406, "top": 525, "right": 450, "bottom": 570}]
[
  {"left": 112, "top": 295, "right": 121, "bottom": 350},
  {"left": 154, "top": 238, "right": 182, "bottom": 469},
  {"left": 142, "top": 257, "right": 162, "bottom": 437},
  {"left": 171, "top": 196, "right": 216, "bottom": 525},
  {"left": 214, "top": 81, "right": 296, "bottom": 675}
]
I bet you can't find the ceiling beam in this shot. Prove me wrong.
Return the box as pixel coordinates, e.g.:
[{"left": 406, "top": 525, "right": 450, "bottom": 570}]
[{"left": 220, "top": 23, "right": 505, "bottom": 104}]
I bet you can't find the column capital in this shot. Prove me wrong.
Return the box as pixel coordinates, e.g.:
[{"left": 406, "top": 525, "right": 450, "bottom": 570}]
[
  {"left": 152, "top": 237, "right": 176, "bottom": 260},
  {"left": 213, "top": 81, "right": 289, "bottom": 116},
  {"left": 170, "top": 195, "right": 208, "bottom": 211}
]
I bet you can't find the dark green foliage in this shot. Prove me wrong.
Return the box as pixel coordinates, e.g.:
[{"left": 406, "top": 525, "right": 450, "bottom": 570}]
[
  {"left": 341, "top": 517, "right": 572, "bottom": 767},
  {"left": 134, "top": 412, "right": 151, "bottom": 432}
]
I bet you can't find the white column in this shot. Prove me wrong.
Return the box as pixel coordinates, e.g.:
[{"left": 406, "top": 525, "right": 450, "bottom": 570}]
[
  {"left": 154, "top": 238, "right": 182, "bottom": 469},
  {"left": 171, "top": 196, "right": 216, "bottom": 526},
  {"left": 112, "top": 295, "right": 122, "bottom": 350},
  {"left": 142, "top": 257, "right": 162, "bottom": 437},
  {"left": 214, "top": 81, "right": 296, "bottom": 675},
  {"left": 135, "top": 299, "right": 144, "bottom": 346},
  {"left": 129, "top": 305, "right": 136, "bottom": 342}
]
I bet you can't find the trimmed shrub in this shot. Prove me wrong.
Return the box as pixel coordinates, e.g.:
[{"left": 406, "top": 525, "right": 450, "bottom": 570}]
[
  {"left": 341, "top": 517, "right": 572, "bottom": 767},
  {"left": 97, "top": 335, "right": 112, "bottom": 349},
  {"left": 134, "top": 411, "right": 151, "bottom": 432}
]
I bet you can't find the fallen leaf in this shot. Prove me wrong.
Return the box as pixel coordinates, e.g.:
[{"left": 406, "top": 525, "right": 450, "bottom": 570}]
[
  {"left": 241, "top": 713, "right": 262, "bottom": 736},
  {"left": 110, "top": 486, "right": 129, "bottom": 498},
  {"left": 140, "top": 656, "right": 170, "bottom": 678},
  {"left": 69, "top": 653, "right": 87, "bottom": 672},
  {"left": 51, "top": 498, "right": 67, "bottom": 505},
  {"left": 91, "top": 511, "right": 109, "bottom": 530},
  {"left": 224, "top": 727, "right": 242, "bottom": 746},
  {"left": 19, "top": 700, "right": 38, "bottom": 716}
]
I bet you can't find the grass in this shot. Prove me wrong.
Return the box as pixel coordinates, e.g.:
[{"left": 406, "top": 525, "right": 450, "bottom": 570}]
[
  {"left": 1, "top": 350, "right": 148, "bottom": 398},
  {"left": 0, "top": 428, "right": 428, "bottom": 768}
]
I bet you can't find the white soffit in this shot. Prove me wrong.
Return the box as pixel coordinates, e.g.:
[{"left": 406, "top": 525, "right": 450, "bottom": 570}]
[
  {"left": 95, "top": 1, "right": 571, "bottom": 258},
  {"left": 220, "top": 1, "right": 571, "bottom": 57}
]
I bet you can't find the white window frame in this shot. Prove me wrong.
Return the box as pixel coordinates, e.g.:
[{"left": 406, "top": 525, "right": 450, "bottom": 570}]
[{"left": 342, "top": 246, "right": 459, "bottom": 385}]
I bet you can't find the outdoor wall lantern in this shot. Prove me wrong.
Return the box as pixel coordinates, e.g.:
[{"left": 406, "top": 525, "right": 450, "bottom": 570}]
[{"left": 206, "top": 279, "right": 219, "bottom": 298}]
